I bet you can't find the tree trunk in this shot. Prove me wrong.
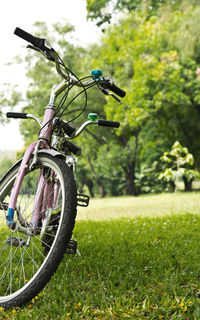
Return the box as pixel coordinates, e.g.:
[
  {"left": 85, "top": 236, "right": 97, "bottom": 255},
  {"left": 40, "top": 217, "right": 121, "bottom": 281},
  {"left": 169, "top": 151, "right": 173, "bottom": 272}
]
[
  {"left": 125, "top": 164, "right": 138, "bottom": 195},
  {"left": 170, "top": 181, "right": 176, "bottom": 192},
  {"left": 183, "top": 176, "right": 193, "bottom": 191},
  {"left": 87, "top": 156, "right": 106, "bottom": 198},
  {"left": 124, "top": 133, "right": 139, "bottom": 196},
  {"left": 78, "top": 184, "right": 84, "bottom": 194},
  {"left": 85, "top": 181, "right": 95, "bottom": 198}
]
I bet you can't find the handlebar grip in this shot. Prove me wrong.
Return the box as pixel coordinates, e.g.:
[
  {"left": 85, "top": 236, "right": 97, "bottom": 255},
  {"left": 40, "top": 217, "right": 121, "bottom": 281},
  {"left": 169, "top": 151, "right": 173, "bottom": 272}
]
[
  {"left": 98, "top": 120, "right": 120, "bottom": 128},
  {"left": 67, "top": 141, "right": 82, "bottom": 156},
  {"left": 14, "top": 27, "right": 45, "bottom": 50},
  {"left": 7, "top": 112, "right": 27, "bottom": 119},
  {"left": 108, "top": 82, "right": 126, "bottom": 98}
]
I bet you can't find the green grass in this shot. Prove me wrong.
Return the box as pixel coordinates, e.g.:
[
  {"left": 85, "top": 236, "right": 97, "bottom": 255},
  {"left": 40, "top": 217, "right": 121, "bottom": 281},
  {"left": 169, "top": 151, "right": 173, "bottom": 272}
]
[
  {"left": 2, "top": 193, "right": 200, "bottom": 319},
  {"left": 77, "top": 192, "right": 200, "bottom": 220}
]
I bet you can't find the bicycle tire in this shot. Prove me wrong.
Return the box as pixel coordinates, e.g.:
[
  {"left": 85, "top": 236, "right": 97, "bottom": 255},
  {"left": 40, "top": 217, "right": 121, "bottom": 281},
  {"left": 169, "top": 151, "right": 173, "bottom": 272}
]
[{"left": 0, "top": 153, "right": 77, "bottom": 308}]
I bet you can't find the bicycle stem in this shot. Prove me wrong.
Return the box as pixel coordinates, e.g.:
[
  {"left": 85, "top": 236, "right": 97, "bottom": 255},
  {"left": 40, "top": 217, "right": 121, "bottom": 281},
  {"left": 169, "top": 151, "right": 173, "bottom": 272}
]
[
  {"left": 48, "top": 77, "right": 96, "bottom": 106},
  {"left": 54, "top": 58, "right": 95, "bottom": 87}
]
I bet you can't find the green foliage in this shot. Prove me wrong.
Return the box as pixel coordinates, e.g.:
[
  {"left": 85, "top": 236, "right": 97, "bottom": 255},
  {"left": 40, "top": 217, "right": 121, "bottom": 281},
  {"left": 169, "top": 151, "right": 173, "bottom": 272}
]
[
  {"left": 136, "top": 161, "right": 166, "bottom": 194},
  {"left": 19, "top": 21, "right": 85, "bottom": 145},
  {"left": 4, "top": 1, "right": 200, "bottom": 197},
  {"left": 88, "top": 5, "right": 200, "bottom": 194},
  {"left": 86, "top": 0, "right": 200, "bottom": 26},
  {"left": 0, "top": 157, "right": 15, "bottom": 177},
  {"left": 160, "top": 141, "right": 194, "bottom": 167},
  {"left": 159, "top": 141, "right": 200, "bottom": 191},
  {"left": 0, "top": 85, "right": 22, "bottom": 123},
  {"left": 86, "top": 0, "right": 152, "bottom": 25}
]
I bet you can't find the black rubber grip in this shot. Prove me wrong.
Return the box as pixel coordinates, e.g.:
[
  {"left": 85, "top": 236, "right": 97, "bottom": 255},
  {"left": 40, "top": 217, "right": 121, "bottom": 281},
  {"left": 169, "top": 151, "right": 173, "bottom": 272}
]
[
  {"left": 108, "top": 82, "right": 126, "bottom": 98},
  {"left": 67, "top": 141, "right": 82, "bottom": 156},
  {"left": 61, "top": 122, "right": 76, "bottom": 137},
  {"left": 14, "top": 27, "right": 45, "bottom": 50},
  {"left": 98, "top": 120, "right": 120, "bottom": 128},
  {"left": 7, "top": 112, "right": 27, "bottom": 119}
]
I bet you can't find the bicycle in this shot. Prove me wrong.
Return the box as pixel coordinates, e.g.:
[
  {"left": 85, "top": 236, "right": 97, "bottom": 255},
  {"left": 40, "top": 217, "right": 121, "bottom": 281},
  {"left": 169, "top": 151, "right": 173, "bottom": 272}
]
[{"left": 0, "top": 27, "right": 126, "bottom": 308}]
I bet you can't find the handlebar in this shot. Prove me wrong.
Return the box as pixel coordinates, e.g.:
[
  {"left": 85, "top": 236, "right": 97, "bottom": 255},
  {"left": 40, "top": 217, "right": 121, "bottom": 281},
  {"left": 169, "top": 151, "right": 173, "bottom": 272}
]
[
  {"left": 98, "top": 120, "right": 120, "bottom": 128},
  {"left": 14, "top": 27, "right": 126, "bottom": 99},
  {"left": 67, "top": 119, "right": 120, "bottom": 140},
  {"left": 7, "top": 113, "right": 120, "bottom": 136},
  {"left": 99, "top": 79, "right": 126, "bottom": 98},
  {"left": 14, "top": 27, "right": 55, "bottom": 62},
  {"left": 7, "top": 112, "right": 28, "bottom": 119},
  {"left": 14, "top": 27, "right": 46, "bottom": 50}
]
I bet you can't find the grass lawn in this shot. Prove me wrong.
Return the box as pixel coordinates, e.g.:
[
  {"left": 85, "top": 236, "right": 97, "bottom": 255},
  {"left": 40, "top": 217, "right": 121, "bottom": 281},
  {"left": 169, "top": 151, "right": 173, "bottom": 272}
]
[
  {"left": 1, "top": 192, "right": 200, "bottom": 319},
  {"left": 77, "top": 192, "right": 200, "bottom": 220}
]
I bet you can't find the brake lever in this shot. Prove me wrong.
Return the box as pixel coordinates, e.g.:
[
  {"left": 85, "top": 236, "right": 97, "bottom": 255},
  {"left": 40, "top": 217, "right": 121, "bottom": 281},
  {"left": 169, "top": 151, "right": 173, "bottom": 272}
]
[
  {"left": 27, "top": 44, "right": 41, "bottom": 52},
  {"left": 27, "top": 44, "right": 56, "bottom": 62},
  {"left": 108, "top": 93, "right": 122, "bottom": 104},
  {"left": 100, "top": 87, "right": 122, "bottom": 104}
]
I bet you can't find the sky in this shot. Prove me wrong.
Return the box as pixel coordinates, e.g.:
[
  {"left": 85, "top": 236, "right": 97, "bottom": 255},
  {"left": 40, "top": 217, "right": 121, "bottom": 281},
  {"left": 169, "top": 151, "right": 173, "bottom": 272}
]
[{"left": 0, "top": 0, "right": 101, "bottom": 151}]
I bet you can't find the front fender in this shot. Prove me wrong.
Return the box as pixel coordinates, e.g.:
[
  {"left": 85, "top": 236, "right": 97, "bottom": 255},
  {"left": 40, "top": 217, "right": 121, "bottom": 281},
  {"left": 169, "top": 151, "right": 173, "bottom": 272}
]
[{"left": 38, "top": 148, "right": 66, "bottom": 160}]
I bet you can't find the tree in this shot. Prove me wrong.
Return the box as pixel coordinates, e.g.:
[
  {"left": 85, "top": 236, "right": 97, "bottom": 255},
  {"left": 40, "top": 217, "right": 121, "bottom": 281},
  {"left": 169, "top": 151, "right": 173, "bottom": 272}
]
[
  {"left": 159, "top": 141, "right": 200, "bottom": 192},
  {"left": 5, "top": 4, "right": 200, "bottom": 197},
  {"left": 86, "top": 6, "right": 200, "bottom": 195},
  {"left": 86, "top": 0, "right": 199, "bottom": 26}
]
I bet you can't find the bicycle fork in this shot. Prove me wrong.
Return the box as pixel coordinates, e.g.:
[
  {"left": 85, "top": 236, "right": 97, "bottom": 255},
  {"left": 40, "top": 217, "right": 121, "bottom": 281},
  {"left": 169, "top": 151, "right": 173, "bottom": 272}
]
[
  {"left": 6, "top": 141, "right": 38, "bottom": 230},
  {"left": 6, "top": 105, "right": 56, "bottom": 231}
]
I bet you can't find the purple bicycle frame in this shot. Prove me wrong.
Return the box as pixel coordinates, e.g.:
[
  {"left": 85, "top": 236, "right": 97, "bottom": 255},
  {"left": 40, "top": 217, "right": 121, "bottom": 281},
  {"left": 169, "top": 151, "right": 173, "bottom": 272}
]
[{"left": 6, "top": 107, "right": 56, "bottom": 228}]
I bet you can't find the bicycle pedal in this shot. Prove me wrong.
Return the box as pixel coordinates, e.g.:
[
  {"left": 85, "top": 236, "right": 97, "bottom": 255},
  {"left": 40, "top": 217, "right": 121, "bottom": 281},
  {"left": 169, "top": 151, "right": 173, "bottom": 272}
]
[
  {"left": 77, "top": 194, "right": 90, "bottom": 207},
  {"left": 7, "top": 236, "right": 26, "bottom": 247},
  {"left": 66, "top": 239, "right": 77, "bottom": 254}
]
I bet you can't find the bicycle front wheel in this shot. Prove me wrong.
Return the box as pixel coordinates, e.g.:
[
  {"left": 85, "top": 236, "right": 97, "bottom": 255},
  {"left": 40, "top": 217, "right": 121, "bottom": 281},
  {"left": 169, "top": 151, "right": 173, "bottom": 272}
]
[{"left": 0, "top": 153, "right": 77, "bottom": 308}]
